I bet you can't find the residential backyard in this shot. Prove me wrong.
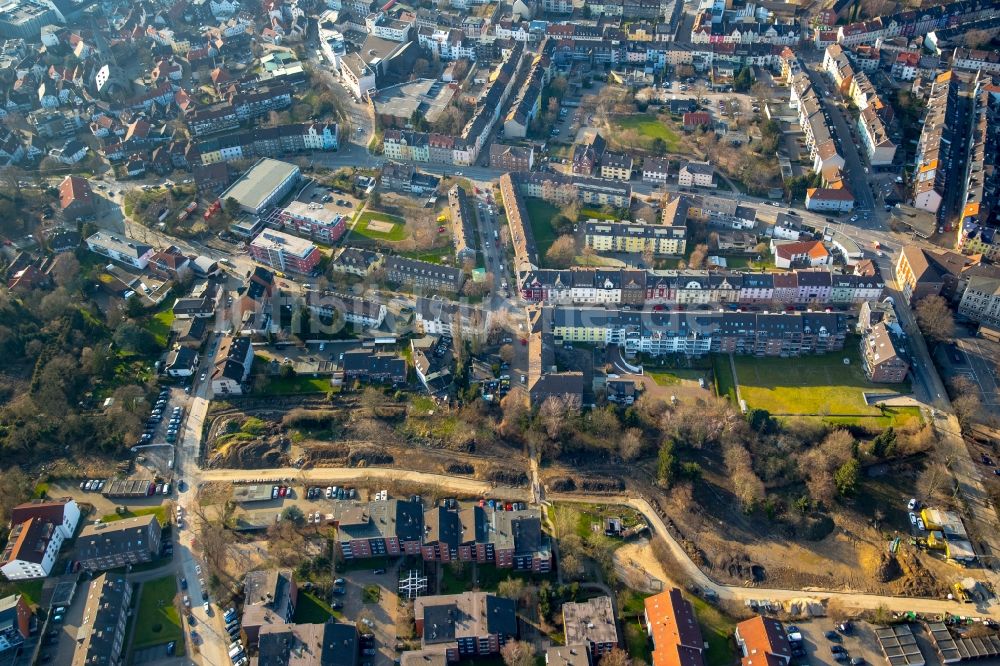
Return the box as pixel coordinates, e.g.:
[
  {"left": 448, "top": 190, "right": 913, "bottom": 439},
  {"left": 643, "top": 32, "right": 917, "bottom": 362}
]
[
  {"left": 607, "top": 114, "right": 683, "bottom": 153},
  {"left": 730, "top": 344, "right": 920, "bottom": 427},
  {"left": 131, "top": 575, "right": 184, "bottom": 652},
  {"left": 523, "top": 197, "right": 561, "bottom": 264}
]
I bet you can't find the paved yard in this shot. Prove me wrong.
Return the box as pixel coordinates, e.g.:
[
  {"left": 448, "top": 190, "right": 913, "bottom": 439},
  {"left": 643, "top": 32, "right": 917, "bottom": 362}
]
[{"left": 792, "top": 619, "right": 894, "bottom": 666}]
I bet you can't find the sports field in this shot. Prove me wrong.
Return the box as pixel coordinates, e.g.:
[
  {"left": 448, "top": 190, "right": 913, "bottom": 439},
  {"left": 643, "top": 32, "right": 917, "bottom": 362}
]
[{"left": 352, "top": 211, "right": 407, "bottom": 241}]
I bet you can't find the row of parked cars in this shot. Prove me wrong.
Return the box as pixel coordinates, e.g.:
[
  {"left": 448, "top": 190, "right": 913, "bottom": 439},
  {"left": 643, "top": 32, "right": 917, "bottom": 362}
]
[
  {"left": 79, "top": 479, "right": 105, "bottom": 491},
  {"left": 224, "top": 607, "right": 248, "bottom": 665},
  {"left": 306, "top": 485, "right": 357, "bottom": 500}
]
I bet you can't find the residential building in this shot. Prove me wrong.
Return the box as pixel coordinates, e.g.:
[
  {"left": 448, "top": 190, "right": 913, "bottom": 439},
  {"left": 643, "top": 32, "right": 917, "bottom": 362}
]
[
  {"left": 600, "top": 152, "right": 633, "bottom": 181},
  {"left": 644, "top": 588, "right": 705, "bottom": 666},
  {"left": 250, "top": 229, "right": 322, "bottom": 275},
  {"left": 258, "top": 622, "right": 358, "bottom": 666},
  {"left": 448, "top": 185, "right": 477, "bottom": 263},
  {"left": 271, "top": 201, "right": 348, "bottom": 245},
  {"left": 421, "top": 504, "right": 551, "bottom": 570},
  {"left": 219, "top": 158, "right": 301, "bottom": 215},
  {"left": 957, "top": 74, "right": 1000, "bottom": 260},
  {"left": 489, "top": 144, "right": 534, "bottom": 171},
  {"left": 562, "top": 597, "right": 619, "bottom": 658},
  {"left": 771, "top": 240, "right": 831, "bottom": 269},
  {"left": 678, "top": 161, "right": 714, "bottom": 187},
  {"left": 642, "top": 157, "right": 671, "bottom": 184},
  {"left": 330, "top": 499, "right": 424, "bottom": 560},
  {"left": 85, "top": 232, "right": 153, "bottom": 269},
  {"left": 414, "top": 592, "right": 517, "bottom": 660},
  {"left": 856, "top": 106, "right": 896, "bottom": 166},
  {"left": 75, "top": 515, "right": 162, "bottom": 572},
  {"left": 861, "top": 322, "right": 908, "bottom": 383},
  {"left": 71, "top": 574, "right": 131, "bottom": 666},
  {"left": 734, "top": 616, "right": 791, "bottom": 666},
  {"left": 211, "top": 335, "right": 254, "bottom": 396},
  {"left": 331, "top": 247, "right": 383, "bottom": 276},
  {"left": 682, "top": 112, "right": 711, "bottom": 131},
  {"left": 805, "top": 187, "right": 855, "bottom": 212},
  {"left": 913, "top": 71, "right": 960, "bottom": 219},
  {"left": 895, "top": 246, "right": 968, "bottom": 303},
  {"left": 1, "top": 498, "right": 80, "bottom": 580},
  {"left": 307, "top": 292, "right": 387, "bottom": 329},
  {"left": 383, "top": 256, "right": 464, "bottom": 292},
  {"left": 58, "top": 175, "right": 94, "bottom": 221},
  {"left": 572, "top": 134, "right": 606, "bottom": 175},
  {"left": 585, "top": 221, "right": 687, "bottom": 256},
  {"left": 415, "top": 298, "right": 492, "bottom": 342},
  {"left": 545, "top": 646, "right": 591, "bottom": 666},
  {"left": 242, "top": 569, "right": 298, "bottom": 645},
  {"left": 165, "top": 347, "right": 200, "bottom": 378},
  {"left": 340, "top": 350, "right": 406, "bottom": 385},
  {"left": 958, "top": 275, "right": 1000, "bottom": 329},
  {"left": 0, "top": 595, "right": 30, "bottom": 653}
]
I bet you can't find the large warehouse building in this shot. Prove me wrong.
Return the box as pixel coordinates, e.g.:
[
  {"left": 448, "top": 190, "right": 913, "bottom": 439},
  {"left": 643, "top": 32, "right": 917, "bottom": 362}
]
[{"left": 219, "top": 158, "right": 300, "bottom": 216}]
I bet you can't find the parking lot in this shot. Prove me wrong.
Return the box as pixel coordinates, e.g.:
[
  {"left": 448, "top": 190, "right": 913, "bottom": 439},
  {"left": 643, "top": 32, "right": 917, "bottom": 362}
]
[
  {"left": 791, "top": 619, "right": 887, "bottom": 666},
  {"left": 339, "top": 565, "right": 401, "bottom": 666}
]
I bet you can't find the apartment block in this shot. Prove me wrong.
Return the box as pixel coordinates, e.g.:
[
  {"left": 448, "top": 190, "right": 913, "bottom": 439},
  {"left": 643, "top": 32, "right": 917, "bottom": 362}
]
[
  {"left": 75, "top": 515, "right": 161, "bottom": 572},
  {"left": 584, "top": 221, "right": 687, "bottom": 256},
  {"left": 249, "top": 229, "right": 322, "bottom": 275}
]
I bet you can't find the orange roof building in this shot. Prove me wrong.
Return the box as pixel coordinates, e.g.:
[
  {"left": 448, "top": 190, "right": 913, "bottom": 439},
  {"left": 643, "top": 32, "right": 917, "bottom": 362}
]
[
  {"left": 644, "top": 588, "right": 705, "bottom": 666},
  {"left": 735, "top": 616, "right": 791, "bottom": 666}
]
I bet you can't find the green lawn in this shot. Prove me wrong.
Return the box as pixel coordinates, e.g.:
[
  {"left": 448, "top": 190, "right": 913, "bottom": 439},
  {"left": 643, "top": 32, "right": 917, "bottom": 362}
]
[
  {"left": 646, "top": 368, "right": 708, "bottom": 387},
  {"left": 712, "top": 355, "right": 737, "bottom": 401},
  {"left": 293, "top": 591, "right": 337, "bottom": 623},
  {"left": 256, "top": 375, "right": 331, "bottom": 395},
  {"left": 523, "top": 197, "right": 561, "bottom": 264},
  {"left": 132, "top": 576, "right": 184, "bottom": 651},
  {"left": 363, "top": 584, "right": 381, "bottom": 603},
  {"left": 689, "top": 595, "right": 736, "bottom": 666},
  {"left": 146, "top": 309, "right": 175, "bottom": 348},
  {"left": 609, "top": 114, "right": 682, "bottom": 153},
  {"left": 353, "top": 210, "right": 407, "bottom": 242},
  {"left": 731, "top": 342, "right": 913, "bottom": 424},
  {"left": 400, "top": 248, "right": 454, "bottom": 265},
  {"left": 624, "top": 619, "right": 653, "bottom": 663},
  {"left": 102, "top": 506, "right": 169, "bottom": 525},
  {"left": 11, "top": 580, "right": 43, "bottom": 607},
  {"left": 579, "top": 208, "right": 618, "bottom": 221}
]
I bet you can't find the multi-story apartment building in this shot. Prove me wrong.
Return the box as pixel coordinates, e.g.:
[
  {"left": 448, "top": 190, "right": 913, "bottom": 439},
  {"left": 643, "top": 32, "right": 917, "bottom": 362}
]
[
  {"left": 678, "top": 161, "right": 714, "bottom": 187},
  {"left": 269, "top": 201, "right": 348, "bottom": 245},
  {"left": 1, "top": 499, "right": 80, "bottom": 580},
  {"left": 547, "top": 306, "right": 848, "bottom": 357},
  {"left": 448, "top": 185, "right": 477, "bottom": 264},
  {"left": 414, "top": 593, "right": 516, "bottom": 661},
  {"left": 85, "top": 232, "right": 153, "bottom": 269},
  {"left": 489, "top": 144, "right": 534, "bottom": 171},
  {"left": 958, "top": 275, "right": 1000, "bottom": 328},
  {"left": 913, "top": 71, "right": 961, "bottom": 218},
  {"left": 242, "top": 569, "right": 297, "bottom": 645},
  {"left": 307, "top": 292, "right": 387, "bottom": 329},
  {"left": 0, "top": 595, "right": 30, "bottom": 653},
  {"left": 249, "top": 229, "right": 322, "bottom": 275},
  {"left": 895, "top": 246, "right": 969, "bottom": 303},
  {"left": 563, "top": 597, "right": 619, "bottom": 658},
  {"left": 584, "top": 221, "right": 687, "bottom": 256},
  {"left": 196, "top": 122, "right": 338, "bottom": 164},
  {"left": 642, "top": 156, "right": 671, "bottom": 184},
  {"left": 72, "top": 574, "right": 131, "bottom": 666},
  {"left": 422, "top": 505, "right": 551, "bottom": 571},
  {"left": 210, "top": 335, "right": 254, "bottom": 396},
  {"left": 857, "top": 106, "right": 896, "bottom": 166},
  {"left": 75, "top": 515, "right": 161, "bottom": 572},
  {"left": 861, "top": 322, "right": 909, "bottom": 383},
  {"left": 599, "top": 152, "right": 633, "bottom": 181},
  {"left": 644, "top": 589, "right": 705, "bottom": 666},
  {"left": 330, "top": 499, "right": 425, "bottom": 560},
  {"left": 519, "top": 268, "right": 882, "bottom": 306},
  {"left": 957, "top": 73, "right": 1000, "bottom": 259},
  {"left": 383, "top": 256, "right": 465, "bottom": 292}
]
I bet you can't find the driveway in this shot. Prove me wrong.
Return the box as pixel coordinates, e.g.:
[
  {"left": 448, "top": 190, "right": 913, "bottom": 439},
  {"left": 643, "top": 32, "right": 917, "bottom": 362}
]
[{"left": 342, "top": 565, "right": 401, "bottom": 666}]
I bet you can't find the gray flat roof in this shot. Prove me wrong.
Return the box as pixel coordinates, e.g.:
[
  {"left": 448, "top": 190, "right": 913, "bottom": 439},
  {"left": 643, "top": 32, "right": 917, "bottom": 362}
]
[{"left": 221, "top": 158, "right": 298, "bottom": 212}]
